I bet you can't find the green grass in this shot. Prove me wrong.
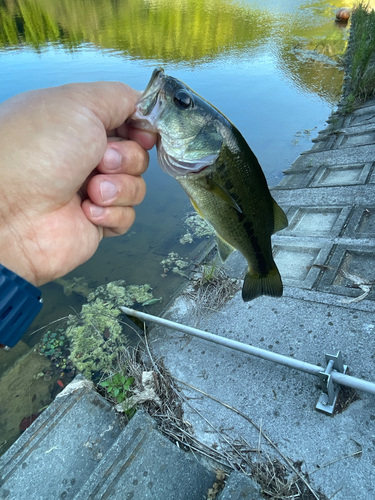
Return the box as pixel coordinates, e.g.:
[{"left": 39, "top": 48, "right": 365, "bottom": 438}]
[{"left": 343, "top": 3, "right": 375, "bottom": 113}]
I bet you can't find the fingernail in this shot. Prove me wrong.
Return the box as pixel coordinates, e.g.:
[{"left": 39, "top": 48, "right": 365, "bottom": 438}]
[
  {"left": 90, "top": 205, "right": 104, "bottom": 217},
  {"left": 100, "top": 181, "right": 117, "bottom": 201},
  {"left": 103, "top": 148, "right": 121, "bottom": 170}
]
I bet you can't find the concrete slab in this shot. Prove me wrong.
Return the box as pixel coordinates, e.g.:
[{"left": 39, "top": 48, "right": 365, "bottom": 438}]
[
  {"left": 74, "top": 411, "right": 217, "bottom": 500},
  {"left": 309, "top": 162, "right": 372, "bottom": 187},
  {"left": 289, "top": 144, "right": 375, "bottom": 170},
  {"left": 218, "top": 471, "right": 262, "bottom": 500},
  {"left": 0, "top": 375, "right": 123, "bottom": 500}
]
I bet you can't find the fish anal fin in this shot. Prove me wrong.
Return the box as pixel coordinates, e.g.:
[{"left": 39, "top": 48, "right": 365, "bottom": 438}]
[
  {"left": 242, "top": 266, "right": 283, "bottom": 302},
  {"left": 272, "top": 199, "right": 288, "bottom": 233},
  {"left": 216, "top": 235, "right": 236, "bottom": 262}
]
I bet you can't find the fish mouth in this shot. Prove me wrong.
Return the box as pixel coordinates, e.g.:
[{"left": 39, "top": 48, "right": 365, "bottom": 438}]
[
  {"left": 130, "top": 68, "right": 166, "bottom": 131},
  {"left": 143, "top": 67, "right": 164, "bottom": 100}
]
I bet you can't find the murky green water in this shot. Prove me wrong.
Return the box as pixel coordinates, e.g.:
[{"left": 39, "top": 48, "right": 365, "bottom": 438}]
[{"left": 0, "top": 0, "right": 352, "bottom": 451}]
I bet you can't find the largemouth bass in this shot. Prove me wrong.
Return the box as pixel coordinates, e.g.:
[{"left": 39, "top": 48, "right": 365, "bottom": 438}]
[{"left": 131, "top": 68, "right": 288, "bottom": 301}]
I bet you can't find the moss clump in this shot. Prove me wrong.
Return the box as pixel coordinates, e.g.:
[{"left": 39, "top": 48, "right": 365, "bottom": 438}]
[
  {"left": 66, "top": 280, "right": 154, "bottom": 379},
  {"left": 343, "top": 3, "right": 375, "bottom": 112},
  {"left": 66, "top": 298, "right": 125, "bottom": 378},
  {"left": 161, "top": 252, "right": 190, "bottom": 277},
  {"left": 87, "top": 280, "right": 153, "bottom": 307}
]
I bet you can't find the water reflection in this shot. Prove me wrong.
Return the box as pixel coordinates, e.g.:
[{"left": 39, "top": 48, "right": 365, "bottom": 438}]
[
  {"left": 0, "top": 0, "right": 352, "bottom": 103},
  {"left": 0, "top": 0, "right": 270, "bottom": 57}
]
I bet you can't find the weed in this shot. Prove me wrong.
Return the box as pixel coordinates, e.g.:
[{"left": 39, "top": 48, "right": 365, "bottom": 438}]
[
  {"left": 343, "top": 3, "right": 375, "bottom": 111},
  {"left": 202, "top": 260, "right": 218, "bottom": 283},
  {"left": 184, "top": 262, "right": 241, "bottom": 318},
  {"left": 100, "top": 372, "right": 135, "bottom": 416}
]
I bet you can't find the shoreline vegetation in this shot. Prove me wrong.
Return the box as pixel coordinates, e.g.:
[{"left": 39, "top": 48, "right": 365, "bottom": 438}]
[{"left": 342, "top": 2, "right": 375, "bottom": 112}]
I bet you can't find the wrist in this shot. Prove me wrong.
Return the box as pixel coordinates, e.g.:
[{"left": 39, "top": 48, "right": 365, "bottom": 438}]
[
  {"left": 0, "top": 222, "right": 39, "bottom": 287},
  {"left": 0, "top": 254, "right": 38, "bottom": 287}
]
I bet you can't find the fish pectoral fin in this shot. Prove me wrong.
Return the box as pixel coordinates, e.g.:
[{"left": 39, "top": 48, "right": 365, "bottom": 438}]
[
  {"left": 272, "top": 199, "right": 288, "bottom": 233},
  {"left": 189, "top": 197, "right": 205, "bottom": 218},
  {"left": 198, "top": 176, "right": 242, "bottom": 213},
  {"left": 216, "top": 235, "right": 236, "bottom": 262},
  {"left": 242, "top": 265, "right": 283, "bottom": 301}
]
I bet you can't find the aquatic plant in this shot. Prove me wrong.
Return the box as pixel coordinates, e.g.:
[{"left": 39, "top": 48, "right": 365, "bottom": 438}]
[
  {"left": 65, "top": 300, "right": 123, "bottom": 378},
  {"left": 55, "top": 276, "right": 92, "bottom": 298},
  {"left": 182, "top": 213, "right": 215, "bottom": 241},
  {"left": 87, "top": 280, "right": 153, "bottom": 307},
  {"left": 37, "top": 328, "right": 70, "bottom": 370},
  {"left": 161, "top": 252, "right": 190, "bottom": 277},
  {"left": 65, "top": 280, "right": 155, "bottom": 378},
  {"left": 179, "top": 232, "right": 193, "bottom": 244}
]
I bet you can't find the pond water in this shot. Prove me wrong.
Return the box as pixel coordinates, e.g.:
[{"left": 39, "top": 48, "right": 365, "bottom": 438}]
[{"left": 0, "top": 0, "right": 352, "bottom": 452}]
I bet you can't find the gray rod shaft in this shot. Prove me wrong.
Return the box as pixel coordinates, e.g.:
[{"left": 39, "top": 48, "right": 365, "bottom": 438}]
[{"left": 120, "top": 307, "right": 375, "bottom": 395}]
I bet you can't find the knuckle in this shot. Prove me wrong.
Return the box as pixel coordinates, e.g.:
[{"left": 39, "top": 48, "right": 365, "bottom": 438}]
[
  {"left": 128, "top": 176, "right": 145, "bottom": 204},
  {"left": 131, "top": 142, "right": 149, "bottom": 171}
]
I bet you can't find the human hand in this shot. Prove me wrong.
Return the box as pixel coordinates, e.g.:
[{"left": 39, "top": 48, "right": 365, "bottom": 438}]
[{"left": 0, "top": 82, "right": 157, "bottom": 287}]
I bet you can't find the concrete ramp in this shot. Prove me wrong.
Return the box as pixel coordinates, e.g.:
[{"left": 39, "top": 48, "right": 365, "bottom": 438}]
[{"left": 0, "top": 374, "right": 261, "bottom": 500}]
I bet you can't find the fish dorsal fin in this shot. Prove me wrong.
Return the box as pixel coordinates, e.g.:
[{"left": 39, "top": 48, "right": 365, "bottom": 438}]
[
  {"left": 198, "top": 176, "right": 242, "bottom": 213},
  {"left": 216, "top": 235, "right": 236, "bottom": 262},
  {"left": 272, "top": 199, "right": 288, "bottom": 233}
]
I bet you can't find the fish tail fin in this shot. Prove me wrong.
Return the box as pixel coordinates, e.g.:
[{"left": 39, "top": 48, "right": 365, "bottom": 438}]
[{"left": 242, "top": 265, "right": 283, "bottom": 302}]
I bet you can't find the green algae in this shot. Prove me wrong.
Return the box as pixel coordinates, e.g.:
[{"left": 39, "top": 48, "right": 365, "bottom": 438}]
[
  {"left": 181, "top": 214, "right": 215, "bottom": 243},
  {"left": 55, "top": 276, "right": 92, "bottom": 298},
  {"left": 160, "top": 252, "right": 190, "bottom": 278},
  {"left": 65, "top": 280, "right": 155, "bottom": 379}
]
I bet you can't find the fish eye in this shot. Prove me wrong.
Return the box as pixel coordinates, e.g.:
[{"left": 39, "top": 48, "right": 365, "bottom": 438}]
[{"left": 173, "top": 90, "right": 193, "bottom": 110}]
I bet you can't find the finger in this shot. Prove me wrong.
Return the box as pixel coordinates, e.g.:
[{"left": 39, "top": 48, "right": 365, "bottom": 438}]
[
  {"left": 107, "top": 124, "right": 157, "bottom": 151},
  {"left": 128, "top": 127, "right": 158, "bottom": 150},
  {"left": 97, "top": 141, "right": 150, "bottom": 176},
  {"left": 86, "top": 173, "right": 146, "bottom": 207},
  {"left": 113, "top": 122, "right": 158, "bottom": 150},
  {"left": 81, "top": 201, "right": 136, "bottom": 236},
  {"left": 59, "top": 82, "right": 142, "bottom": 131}
]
